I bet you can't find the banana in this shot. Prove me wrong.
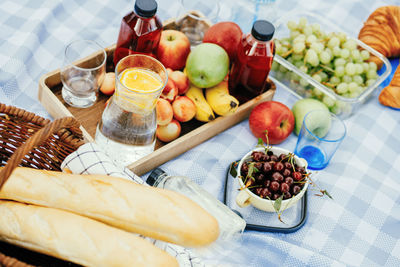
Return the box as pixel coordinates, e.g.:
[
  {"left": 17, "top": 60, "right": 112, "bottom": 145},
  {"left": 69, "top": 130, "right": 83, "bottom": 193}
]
[
  {"left": 205, "top": 81, "right": 239, "bottom": 116},
  {"left": 185, "top": 85, "right": 215, "bottom": 122}
]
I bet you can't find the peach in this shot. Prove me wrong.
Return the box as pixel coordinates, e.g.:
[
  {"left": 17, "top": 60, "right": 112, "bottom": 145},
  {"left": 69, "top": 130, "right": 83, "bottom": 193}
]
[
  {"left": 203, "top": 22, "right": 243, "bottom": 63},
  {"left": 156, "top": 98, "right": 173, "bottom": 126},
  {"left": 156, "top": 119, "right": 181, "bottom": 142},
  {"left": 100, "top": 72, "right": 115, "bottom": 95},
  {"left": 160, "top": 78, "right": 178, "bottom": 102},
  {"left": 172, "top": 96, "right": 196, "bottom": 122},
  {"left": 169, "top": 70, "right": 189, "bottom": 95}
]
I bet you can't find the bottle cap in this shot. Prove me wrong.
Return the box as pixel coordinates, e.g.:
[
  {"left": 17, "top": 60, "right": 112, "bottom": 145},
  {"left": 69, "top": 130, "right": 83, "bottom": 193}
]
[
  {"left": 251, "top": 20, "right": 275, "bottom": 41},
  {"left": 135, "top": 0, "right": 158, "bottom": 18},
  {"left": 146, "top": 167, "right": 166, "bottom": 186}
]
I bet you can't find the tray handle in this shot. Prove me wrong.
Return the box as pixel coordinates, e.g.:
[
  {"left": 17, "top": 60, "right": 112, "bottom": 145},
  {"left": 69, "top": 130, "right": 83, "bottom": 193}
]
[{"left": 0, "top": 117, "right": 81, "bottom": 190}]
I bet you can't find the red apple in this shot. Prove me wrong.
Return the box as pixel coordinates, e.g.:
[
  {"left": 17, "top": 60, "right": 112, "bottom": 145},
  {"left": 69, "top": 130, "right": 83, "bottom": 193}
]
[
  {"left": 203, "top": 22, "right": 243, "bottom": 63},
  {"left": 157, "top": 30, "right": 191, "bottom": 70},
  {"left": 160, "top": 78, "right": 178, "bottom": 102},
  {"left": 172, "top": 95, "right": 196, "bottom": 122},
  {"left": 169, "top": 70, "right": 189, "bottom": 95},
  {"left": 156, "top": 119, "right": 181, "bottom": 142},
  {"left": 249, "top": 101, "right": 295, "bottom": 144}
]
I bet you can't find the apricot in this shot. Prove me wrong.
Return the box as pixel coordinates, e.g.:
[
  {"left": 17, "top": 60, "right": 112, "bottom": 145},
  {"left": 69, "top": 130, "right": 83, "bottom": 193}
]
[
  {"left": 160, "top": 78, "right": 178, "bottom": 102},
  {"left": 156, "top": 119, "right": 181, "bottom": 142},
  {"left": 169, "top": 70, "right": 190, "bottom": 95},
  {"left": 172, "top": 96, "right": 196, "bottom": 122},
  {"left": 100, "top": 72, "right": 115, "bottom": 95},
  {"left": 156, "top": 98, "right": 173, "bottom": 126}
]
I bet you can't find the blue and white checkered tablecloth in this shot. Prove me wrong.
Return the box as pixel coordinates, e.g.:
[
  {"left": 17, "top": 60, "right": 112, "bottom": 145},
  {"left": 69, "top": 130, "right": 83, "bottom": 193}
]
[{"left": 1, "top": 0, "right": 399, "bottom": 266}]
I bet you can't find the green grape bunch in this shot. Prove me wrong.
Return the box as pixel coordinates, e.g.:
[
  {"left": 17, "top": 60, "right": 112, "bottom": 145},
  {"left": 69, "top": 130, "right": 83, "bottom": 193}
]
[{"left": 272, "top": 17, "right": 379, "bottom": 112}]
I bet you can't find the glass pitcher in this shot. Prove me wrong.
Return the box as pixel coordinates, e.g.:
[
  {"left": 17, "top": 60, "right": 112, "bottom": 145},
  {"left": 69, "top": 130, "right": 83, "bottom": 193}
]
[{"left": 95, "top": 54, "right": 167, "bottom": 166}]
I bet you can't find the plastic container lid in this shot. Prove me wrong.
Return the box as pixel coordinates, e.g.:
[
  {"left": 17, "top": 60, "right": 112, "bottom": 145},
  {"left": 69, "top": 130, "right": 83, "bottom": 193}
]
[
  {"left": 135, "top": 0, "right": 158, "bottom": 18},
  {"left": 251, "top": 20, "right": 275, "bottom": 41},
  {"left": 146, "top": 167, "right": 166, "bottom": 186}
]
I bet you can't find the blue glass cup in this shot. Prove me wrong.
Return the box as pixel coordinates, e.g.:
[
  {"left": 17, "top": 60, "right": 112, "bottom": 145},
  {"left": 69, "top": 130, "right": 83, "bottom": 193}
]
[{"left": 294, "top": 110, "right": 346, "bottom": 170}]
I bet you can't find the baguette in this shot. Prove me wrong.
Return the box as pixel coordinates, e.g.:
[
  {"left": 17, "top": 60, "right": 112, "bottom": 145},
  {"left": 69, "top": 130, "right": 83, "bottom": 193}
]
[
  {"left": 0, "top": 167, "right": 219, "bottom": 247},
  {"left": 0, "top": 200, "right": 178, "bottom": 267}
]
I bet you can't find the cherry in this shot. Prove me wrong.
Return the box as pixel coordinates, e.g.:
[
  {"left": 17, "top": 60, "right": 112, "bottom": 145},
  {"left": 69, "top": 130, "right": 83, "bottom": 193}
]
[
  {"left": 241, "top": 162, "right": 249, "bottom": 172},
  {"left": 262, "top": 162, "right": 272, "bottom": 173},
  {"left": 273, "top": 161, "right": 284, "bottom": 172},
  {"left": 255, "top": 187, "right": 263, "bottom": 195},
  {"left": 282, "top": 168, "right": 291, "bottom": 177},
  {"left": 270, "top": 155, "right": 278, "bottom": 162},
  {"left": 285, "top": 177, "right": 294, "bottom": 186},
  {"left": 283, "top": 192, "right": 291, "bottom": 199},
  {"left": 263, "top": 179, "right": 270, "bottom": 188},
  {"left": 256, "top": 173, "right": 265, "bottom": 182},
  {"left": 284, "top": 162, "right": 292, "bottom": 169},
  {"left": 292, "top": 171, "right": 303, "bottom": 181},
  {"left": 296, "top": 166, "right": 306, "bottom": 173},
  {"left": 280, "top": 182, "right": 290, "bottom": 193},
  {"left": 279, "top": 154, "right": 287, "bottom": 162},
  {"left": 255, "top": 162, "right": 263, "bottom": 171},
  {"left": 272, "top": 193, "right": 281, "bottom": 200},
  {"left": 262, "top": 154, "right": 270, "bottom": 161},
  {"left": 272, "top": 172, "right": 284, "bottom": 182},
  {"left": 260, "top": 188, "right": 271, "bottom": 199},
  {"left": 251, "top": 151, "right": 264, "bottom": 161},
  {"left": 269, "top": 181, "right": 280, "bottom": 192},
  {"left": 268, "top": 161, "right": 275, "bottom": 169},
  {"left": 292, "top": 185, "right": 301, "bottom": 195}
]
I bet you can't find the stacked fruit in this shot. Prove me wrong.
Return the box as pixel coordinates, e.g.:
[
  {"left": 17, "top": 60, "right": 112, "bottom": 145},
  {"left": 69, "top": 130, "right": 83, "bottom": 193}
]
[
  {"left": 100, "top": 22, "right": 245, "bottom": 143},
  {"left": 154, "top": 23, "right": 244, "bottom": 142}
]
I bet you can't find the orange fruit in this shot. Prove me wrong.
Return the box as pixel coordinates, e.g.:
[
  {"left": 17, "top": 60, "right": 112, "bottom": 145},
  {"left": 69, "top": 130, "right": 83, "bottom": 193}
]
[{"left": 120, "top": 68, "right": 162, "bottom": 93}]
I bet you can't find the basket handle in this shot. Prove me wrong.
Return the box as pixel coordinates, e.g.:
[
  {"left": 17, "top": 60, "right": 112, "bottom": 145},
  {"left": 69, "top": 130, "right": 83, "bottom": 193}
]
[{"left": 0, "top": 117, "right": 82, "bottom": 190}]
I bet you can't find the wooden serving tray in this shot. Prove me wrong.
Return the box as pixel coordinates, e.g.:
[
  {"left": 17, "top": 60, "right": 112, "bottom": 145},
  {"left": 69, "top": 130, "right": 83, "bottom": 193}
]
[{"left": 38, "top": 14, "right": 276, "bottom": 176}]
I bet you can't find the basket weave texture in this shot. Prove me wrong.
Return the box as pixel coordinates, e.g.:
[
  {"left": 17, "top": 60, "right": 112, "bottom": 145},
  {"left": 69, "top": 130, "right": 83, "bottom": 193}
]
[{"left": 0, "top": 103, "right": 85, "bottom": 267}]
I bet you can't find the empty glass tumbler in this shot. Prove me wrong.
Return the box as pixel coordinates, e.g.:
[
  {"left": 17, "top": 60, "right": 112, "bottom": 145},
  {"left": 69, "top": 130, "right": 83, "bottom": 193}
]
[{"left": 61, "top": 40, "right": 106, "bottom": 108}]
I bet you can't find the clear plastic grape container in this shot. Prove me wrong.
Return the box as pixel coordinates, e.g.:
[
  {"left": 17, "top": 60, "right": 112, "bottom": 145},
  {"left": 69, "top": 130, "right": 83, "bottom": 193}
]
[{"left": 270, "top": 11, "right": 391, "bottom": 118}]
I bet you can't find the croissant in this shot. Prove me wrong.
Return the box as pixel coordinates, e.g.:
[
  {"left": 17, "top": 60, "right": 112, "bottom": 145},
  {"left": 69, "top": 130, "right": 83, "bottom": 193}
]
[
  {"left": 379, "top": 63, "right": 400, "bottom": 108},
  {"left": 358, "top": 6, "right": 400, "bottom": 69}
]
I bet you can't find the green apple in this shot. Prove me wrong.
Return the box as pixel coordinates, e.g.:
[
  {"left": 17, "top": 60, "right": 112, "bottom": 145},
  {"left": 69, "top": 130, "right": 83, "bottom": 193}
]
[
  {"left": 185, "top": 43, "right": 229, "bottom": 88},
  {"left": 292, "top": 98, "right": 331, "bottom": 136}
]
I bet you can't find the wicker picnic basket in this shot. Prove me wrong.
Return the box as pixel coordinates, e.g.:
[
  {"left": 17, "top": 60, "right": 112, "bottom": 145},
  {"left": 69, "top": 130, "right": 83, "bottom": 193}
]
[{"left": 0, "top": 103, "right": 85, "bottom": 267}]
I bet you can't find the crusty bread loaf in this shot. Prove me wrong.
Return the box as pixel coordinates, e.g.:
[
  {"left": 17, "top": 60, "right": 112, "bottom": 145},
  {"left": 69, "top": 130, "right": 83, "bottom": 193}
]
[
  {"left": 0, "top": 167, "right": 219, "bottom": 247},
  {"left": 0, "top": 200, "right": 178, "bottom": 267}
]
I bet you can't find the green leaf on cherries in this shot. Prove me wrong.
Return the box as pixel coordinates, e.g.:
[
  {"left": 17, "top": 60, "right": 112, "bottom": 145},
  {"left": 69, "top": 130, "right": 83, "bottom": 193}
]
[
  {"left": 229, "top": 161, "right": 238, "bottom": 177},
  {"left": 273, "top": 194, "right": 284, "bottom": 213},
  {"left": 247, "top": 162, "right": 259, "bottom": 180}
]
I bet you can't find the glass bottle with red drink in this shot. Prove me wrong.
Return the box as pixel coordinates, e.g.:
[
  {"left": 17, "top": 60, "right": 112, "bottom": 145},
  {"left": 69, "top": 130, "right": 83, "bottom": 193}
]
[
  {"left": 228, "top": 20, "right": 275, "bottom": 104},
  {"left": 113, "top": 0, "right": 163, "bottom": 66}
]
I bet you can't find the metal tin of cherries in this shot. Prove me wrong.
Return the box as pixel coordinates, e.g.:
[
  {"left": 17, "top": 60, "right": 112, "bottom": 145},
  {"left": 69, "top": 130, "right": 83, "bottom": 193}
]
[{"left": 236, "top": 146, "right": 309, "bottom": 213}]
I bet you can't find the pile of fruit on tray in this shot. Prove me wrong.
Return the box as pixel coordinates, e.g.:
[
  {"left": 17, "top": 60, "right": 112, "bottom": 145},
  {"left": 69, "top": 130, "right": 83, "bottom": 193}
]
[{"left": 100, "top": 21, "right": 245, "bottom": 143}]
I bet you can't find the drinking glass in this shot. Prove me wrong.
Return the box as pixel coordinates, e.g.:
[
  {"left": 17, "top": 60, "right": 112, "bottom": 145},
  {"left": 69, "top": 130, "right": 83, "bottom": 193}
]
[
  {"left": 61, "top": 40, "right": 106, "bottom": 108},
  {"left": 95, "top": 54, "right": 167, "bottom": 167},
  {"left": 294, "top": 110, "right": 346, "bottom": 170},
  {"left": 176, "top": 0, "right": 220, "bottom": 46}
]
